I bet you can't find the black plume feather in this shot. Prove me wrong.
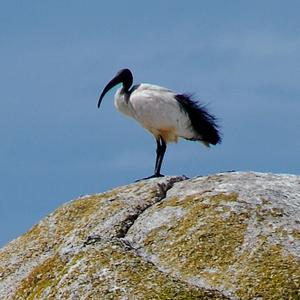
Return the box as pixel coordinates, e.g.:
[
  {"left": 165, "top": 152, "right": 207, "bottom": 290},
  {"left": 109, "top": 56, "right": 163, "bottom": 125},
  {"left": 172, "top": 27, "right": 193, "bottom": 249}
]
[{"left": 175, "top": 94, "right": 221, "bottom": 145}]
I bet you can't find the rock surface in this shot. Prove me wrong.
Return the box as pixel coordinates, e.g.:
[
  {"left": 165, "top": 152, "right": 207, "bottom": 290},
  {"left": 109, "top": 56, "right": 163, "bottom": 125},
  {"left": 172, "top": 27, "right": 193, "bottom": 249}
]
[{"left": 0, "top": 172, "right": 300, "bottom": 299}]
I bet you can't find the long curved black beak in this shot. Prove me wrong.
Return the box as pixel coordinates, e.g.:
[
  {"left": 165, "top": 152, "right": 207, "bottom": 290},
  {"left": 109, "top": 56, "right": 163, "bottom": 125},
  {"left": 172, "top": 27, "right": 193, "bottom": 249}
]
[{"left": 98, "top": 73, "right": 123, "bottom": 108}]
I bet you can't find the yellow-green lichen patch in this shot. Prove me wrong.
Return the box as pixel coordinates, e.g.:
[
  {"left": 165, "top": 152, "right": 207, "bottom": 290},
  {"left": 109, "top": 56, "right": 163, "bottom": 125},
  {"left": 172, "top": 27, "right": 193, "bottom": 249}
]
[
  {"left": 38, "top": 181, "right": 161, "bottom": 242},
  {"left": 47, "top": 186, "right": 143, "bottom": 240},
  {"left": 255, "top": 204, "right": 286, "bottom": 224},
  {"left": 144, "top": 224, "right": 170, "bottom": 249},
  {"left": 142, "top": 193, "right": 248, "bottom": 289},
  {"left": 68, "top": 243, "right": 226, "bottom": 299},
  {"left": 13, "top": 254, "right": 66, "bottom": 299},
  {"left": 0, "top": 247, "right": 18, "bottom": 280},
  {"left": 22, "top": 223, "right": 44, "bottom": 240},
  {"left": 0, "top": 221, "right": 53, "bottom": 281},
  {"left": 292, "top": 229, "right": 300, "bottom": 240},
  {"left": 0, "top": 193, "right": 122, "bottom": 285},
  {"left": 0, "top": 264, "right": 12, "bottom": 281},
  {"left": 234, "top": 243, "right": 300, "bottom": 299},
  {"left": 157, "top": 192, "right": 238, "bottom": 210},
  {"left": 261, "top": 198, "right": 272, "bottom": 205},
  {"left": 274, "top": 225, "right": 289, "bottom": 239},
  {"left": 209, "top": 192, "right": 239, "bottom": 204},
  {"left": 14, "top": 242, "right": 226, "bottom": 299},
  {"left": 52, "top": 193, "right": 120, "bottom": 237},
  {"left": 22, "top": 221, "right": 53, "bottom": 249}
]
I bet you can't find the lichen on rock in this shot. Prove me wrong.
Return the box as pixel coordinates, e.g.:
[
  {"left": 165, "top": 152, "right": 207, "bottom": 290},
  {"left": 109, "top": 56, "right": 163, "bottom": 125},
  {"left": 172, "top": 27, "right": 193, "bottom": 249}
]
[
  {"left": 125, "top": 172, "right": 300, "bottom": 299},
  {"left": 0, "top": 172, "right": 300, "bottom": 299}
]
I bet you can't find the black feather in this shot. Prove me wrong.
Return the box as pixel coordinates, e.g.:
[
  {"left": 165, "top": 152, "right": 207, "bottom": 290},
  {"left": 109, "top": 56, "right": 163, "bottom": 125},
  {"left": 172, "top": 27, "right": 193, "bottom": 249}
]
[{"left": 175, "top": 94, "right": 221, "bottom": 145}]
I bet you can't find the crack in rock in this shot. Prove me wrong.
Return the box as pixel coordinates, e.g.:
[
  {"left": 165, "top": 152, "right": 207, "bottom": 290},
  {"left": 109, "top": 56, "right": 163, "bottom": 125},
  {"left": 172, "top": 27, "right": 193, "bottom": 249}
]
[
  {"left": 116, "top": 176, "right": 188, "bottom": 238},
  {"left": 83, "top": 176, "right": 189, "bottom": 247},
  {"left": 115, "top": 176, "right": 189, "bottom": 239}
]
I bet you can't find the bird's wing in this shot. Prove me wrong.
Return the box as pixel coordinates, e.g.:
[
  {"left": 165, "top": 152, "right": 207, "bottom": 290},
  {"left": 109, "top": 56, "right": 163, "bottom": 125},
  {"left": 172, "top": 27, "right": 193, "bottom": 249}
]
[
  {"left": 129, "top": 83, "right": 180, "bottom": 112},
  {"left": 129, "top": 84, "right": 193, "bottom": 138}
]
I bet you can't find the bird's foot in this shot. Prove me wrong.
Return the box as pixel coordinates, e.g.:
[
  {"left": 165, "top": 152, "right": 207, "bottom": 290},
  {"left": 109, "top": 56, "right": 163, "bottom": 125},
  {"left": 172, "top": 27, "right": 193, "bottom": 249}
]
[{"left": 136, "top": 173, "right": 165, "bottom": 182}]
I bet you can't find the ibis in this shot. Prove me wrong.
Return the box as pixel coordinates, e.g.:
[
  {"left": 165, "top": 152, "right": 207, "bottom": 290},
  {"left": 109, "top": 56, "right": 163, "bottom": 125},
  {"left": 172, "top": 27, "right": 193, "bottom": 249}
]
[{"left": 98, "top": 68, "right": 221, "bottom": 179}]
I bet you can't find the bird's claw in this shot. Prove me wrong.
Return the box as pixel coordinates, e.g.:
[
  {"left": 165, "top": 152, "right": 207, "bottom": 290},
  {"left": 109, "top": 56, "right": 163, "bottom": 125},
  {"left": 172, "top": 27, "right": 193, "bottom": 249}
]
[{"left": 135, "top": 173, "right": 165, "bottom": 182}]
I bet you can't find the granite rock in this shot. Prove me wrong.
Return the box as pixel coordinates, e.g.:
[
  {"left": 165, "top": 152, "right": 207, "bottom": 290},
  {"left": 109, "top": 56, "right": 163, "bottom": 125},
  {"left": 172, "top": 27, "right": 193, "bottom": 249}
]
[{"left": 1, "top": 172, "right": 299, "bottom": 299}]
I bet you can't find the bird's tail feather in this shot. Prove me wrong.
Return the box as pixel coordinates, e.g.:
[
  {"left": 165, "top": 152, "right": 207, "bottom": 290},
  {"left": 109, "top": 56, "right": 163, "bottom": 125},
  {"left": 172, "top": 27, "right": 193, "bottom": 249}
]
[{"left": 175, "top": 94, "right": 221, "bottom": 146}]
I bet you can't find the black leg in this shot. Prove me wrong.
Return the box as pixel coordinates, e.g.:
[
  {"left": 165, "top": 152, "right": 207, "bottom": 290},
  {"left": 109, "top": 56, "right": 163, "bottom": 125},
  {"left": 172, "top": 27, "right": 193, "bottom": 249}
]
[
  {"left": 154, "top": 138, "right": 161, "bottom": 174},
  {"left": 154, "top": 137, "right": 166, "bottom": 177},
  {"left": 136, "top": 136, "right": 167, "bottom": 181}
]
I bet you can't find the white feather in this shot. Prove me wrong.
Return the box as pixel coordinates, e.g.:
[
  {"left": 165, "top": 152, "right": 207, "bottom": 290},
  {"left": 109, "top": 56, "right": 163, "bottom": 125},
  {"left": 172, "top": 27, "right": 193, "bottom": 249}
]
[{"left": 114, "top": 84, "right": 196, "bottom": 142}]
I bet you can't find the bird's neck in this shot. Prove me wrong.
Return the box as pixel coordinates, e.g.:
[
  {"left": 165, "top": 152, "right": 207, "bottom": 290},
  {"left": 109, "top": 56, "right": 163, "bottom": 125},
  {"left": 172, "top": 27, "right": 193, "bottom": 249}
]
[
  {"left": 115, "top": 89, "right": 133, "bottom": 117},
  {"left": 120, "top": 86, "right": 130, "bottom": 102}
]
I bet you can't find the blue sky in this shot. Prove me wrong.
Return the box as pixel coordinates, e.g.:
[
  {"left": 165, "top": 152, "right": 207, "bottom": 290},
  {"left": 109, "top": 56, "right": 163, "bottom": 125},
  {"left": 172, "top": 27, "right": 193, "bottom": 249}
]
[{"left": 1, "top": 1, "right": 299, "bottom": 247}]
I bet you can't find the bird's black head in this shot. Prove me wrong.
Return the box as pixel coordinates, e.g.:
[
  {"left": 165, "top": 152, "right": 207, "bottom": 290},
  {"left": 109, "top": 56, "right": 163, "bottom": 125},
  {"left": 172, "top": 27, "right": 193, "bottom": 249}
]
[{"left": 98, "top": 68, "right": 133, "bottom": 108}]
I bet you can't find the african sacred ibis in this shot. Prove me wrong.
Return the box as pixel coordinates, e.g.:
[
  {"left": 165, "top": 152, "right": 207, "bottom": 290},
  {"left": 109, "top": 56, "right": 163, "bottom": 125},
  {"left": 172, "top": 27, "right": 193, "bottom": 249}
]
[{"left": 98, "top": 68, "right": 221, "bottom": 179}]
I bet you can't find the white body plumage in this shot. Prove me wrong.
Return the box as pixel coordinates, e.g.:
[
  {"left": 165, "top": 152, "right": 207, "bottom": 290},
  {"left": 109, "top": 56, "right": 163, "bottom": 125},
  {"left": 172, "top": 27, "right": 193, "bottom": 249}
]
[{"left": 114, "top": 84, "right": 197, "bottom": 143}]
